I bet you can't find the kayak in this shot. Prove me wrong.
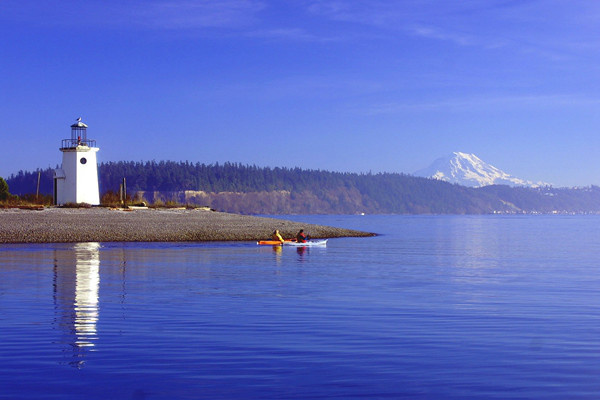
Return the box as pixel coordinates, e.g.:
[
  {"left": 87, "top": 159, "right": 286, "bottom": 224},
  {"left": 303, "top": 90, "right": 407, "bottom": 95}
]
[
  {"left": 257, "top": 239, "right": 328, "bottom": 246},
  {"left": 257, "top": 239, "right": 294, "bottom": 245},
  {"left": 285, "top": 239, "right": 328, "bottom": 247}
]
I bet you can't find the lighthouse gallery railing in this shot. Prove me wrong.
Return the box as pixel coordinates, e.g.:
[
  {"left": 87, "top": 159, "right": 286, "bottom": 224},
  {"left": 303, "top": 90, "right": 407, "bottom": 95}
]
[{"left": 60, "top": 139, "right": 97, "bottom": 149}]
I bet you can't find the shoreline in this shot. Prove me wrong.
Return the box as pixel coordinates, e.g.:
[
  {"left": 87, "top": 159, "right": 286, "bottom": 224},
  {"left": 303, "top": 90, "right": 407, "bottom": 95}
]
[{"left": 0, "top": 207, "right": 376, "bottom": 244}]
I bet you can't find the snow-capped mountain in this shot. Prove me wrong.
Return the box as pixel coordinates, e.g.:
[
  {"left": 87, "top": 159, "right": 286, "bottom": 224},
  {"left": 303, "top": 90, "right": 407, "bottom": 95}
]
[{"left": 414, "top": 152, "right": 550, "bottom": 188}]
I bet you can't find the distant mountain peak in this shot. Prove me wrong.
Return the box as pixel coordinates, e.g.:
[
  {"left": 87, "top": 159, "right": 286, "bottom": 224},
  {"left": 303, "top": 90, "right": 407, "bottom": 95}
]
[{"left": 414, "top": 152, "right": 550, "bottom": 188}]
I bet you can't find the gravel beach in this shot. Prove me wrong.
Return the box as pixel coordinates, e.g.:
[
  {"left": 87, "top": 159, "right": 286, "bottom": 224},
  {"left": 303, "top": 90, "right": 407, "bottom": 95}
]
[{"left": 0, "top": 207, "right": 375, "bottom": 244}]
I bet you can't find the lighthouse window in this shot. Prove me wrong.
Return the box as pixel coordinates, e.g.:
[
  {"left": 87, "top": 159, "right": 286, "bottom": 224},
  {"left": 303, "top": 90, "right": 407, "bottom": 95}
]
[{"left": 80, "top": 157, "right": 87, "bottom": 165}]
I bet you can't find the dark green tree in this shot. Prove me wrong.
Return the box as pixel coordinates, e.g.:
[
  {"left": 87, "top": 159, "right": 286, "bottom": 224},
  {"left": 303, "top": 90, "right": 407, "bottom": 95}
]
[{"left": 0, "top": 177, "right": 10, "bottom": 201}]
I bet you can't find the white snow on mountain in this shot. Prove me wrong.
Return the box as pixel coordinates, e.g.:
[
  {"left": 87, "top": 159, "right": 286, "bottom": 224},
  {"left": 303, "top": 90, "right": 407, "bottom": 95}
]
[{"left": 414, "top": 152, "right": 551, "bottom": 188}]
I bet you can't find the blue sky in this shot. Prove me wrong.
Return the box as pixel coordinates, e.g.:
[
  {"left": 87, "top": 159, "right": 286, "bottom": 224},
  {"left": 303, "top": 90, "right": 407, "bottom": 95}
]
[{"left": 1, "top": 0, "right": 599, "bottom": 187}]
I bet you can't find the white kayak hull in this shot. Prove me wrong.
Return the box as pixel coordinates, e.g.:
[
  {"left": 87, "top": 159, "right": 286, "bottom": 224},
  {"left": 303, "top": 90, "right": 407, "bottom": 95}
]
[{"left": 284, "top": 239, "right": 328, "bottom": 247}]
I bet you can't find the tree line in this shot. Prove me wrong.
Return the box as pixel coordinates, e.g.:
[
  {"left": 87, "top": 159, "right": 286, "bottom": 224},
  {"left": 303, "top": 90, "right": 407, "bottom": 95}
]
[{"left": 5, "top": 161, "right": 600, "bottom": 214}]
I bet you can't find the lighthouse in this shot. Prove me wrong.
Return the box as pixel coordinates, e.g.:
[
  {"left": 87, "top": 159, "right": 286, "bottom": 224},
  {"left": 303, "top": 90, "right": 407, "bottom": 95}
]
[{"left": 53, "top": 118, "right": 100, "bottom": 205}]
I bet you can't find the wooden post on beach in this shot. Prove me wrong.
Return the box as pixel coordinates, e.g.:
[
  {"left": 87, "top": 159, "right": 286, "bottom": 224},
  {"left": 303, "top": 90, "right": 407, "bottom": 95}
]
[
  {"left": 123, "top": 177, "right": 127, "bottom": 206},
  {"left": 36, "top": 171, "right": 41, "bottom": 202}
]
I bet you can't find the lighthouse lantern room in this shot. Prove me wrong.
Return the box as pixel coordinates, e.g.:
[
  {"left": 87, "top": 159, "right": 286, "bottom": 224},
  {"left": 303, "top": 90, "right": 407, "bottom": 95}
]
[{"left": 53, "top": 118, "right": 100, "bottom": 205}]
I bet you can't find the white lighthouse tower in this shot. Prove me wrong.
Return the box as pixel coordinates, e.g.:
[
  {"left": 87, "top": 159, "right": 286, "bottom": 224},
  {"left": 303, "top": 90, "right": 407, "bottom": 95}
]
[{"left": 53, "top": 118, "right": 100, "bottom": 205}]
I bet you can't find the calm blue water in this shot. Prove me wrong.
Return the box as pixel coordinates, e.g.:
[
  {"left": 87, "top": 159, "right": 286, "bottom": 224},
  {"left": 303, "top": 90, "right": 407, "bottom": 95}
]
[{"left": 1, "top": 215, "right": 600, "bottom": 399}]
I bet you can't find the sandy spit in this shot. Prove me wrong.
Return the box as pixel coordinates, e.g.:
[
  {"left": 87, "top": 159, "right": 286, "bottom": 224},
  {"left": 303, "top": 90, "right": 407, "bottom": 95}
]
[{"left": 0, "top": 207, "right": 375, "bottom": 244}]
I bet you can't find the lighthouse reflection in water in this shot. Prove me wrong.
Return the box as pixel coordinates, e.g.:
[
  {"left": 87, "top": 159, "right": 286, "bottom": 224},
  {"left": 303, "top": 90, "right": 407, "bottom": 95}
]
[{"left": 53, "top": 242, "right": 100, "bottom": 368}]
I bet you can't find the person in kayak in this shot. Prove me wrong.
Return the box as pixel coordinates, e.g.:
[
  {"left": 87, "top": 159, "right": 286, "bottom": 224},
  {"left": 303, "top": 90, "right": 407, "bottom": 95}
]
[
  {"left": 296, "top": 229, "right": 310, "bottom": 243},
  {"left": 271, "top": 230, "right": 285, "bottom": 243}
]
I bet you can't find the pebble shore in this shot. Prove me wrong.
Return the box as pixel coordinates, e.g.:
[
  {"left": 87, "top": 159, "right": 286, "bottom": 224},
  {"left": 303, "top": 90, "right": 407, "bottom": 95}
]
[{"left": 0, "top": 207, "right": 375, "bottom": 244}]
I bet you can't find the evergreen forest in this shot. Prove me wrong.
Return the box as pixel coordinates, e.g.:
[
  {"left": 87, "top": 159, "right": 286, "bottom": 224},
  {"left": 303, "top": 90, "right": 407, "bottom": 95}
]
[{"left": 5, "top": 161, "right": 600, "bottom": 214}]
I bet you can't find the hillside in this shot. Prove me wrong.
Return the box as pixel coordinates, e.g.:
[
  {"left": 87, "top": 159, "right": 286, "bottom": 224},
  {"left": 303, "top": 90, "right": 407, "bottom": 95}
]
[{"left": 5, "top": 161, "right": 600, "bottom": 214}]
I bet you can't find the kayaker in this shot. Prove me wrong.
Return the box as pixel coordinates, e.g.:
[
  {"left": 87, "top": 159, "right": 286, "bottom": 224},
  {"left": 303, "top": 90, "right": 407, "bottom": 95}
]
[
  {"left": 271, "top": 230, "right": 285, "bottom": 243},
  {"left": 296, "top": 229, "right": 310, "bottom": 243}
]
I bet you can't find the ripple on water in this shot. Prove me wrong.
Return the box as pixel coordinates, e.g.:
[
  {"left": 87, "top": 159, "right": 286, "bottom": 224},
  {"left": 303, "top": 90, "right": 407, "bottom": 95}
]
[{"left": 2, "top": 216, "right": 600, "bottom": 399}]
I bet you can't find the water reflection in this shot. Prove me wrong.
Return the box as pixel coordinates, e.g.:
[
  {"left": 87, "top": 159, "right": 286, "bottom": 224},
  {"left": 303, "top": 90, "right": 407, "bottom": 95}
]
[
  {"left": 296, "top": 246, "right": 308, "bottom": 260},
  {"left": 53, "top": 242, "right": 100, "bottom": 368},
  {"left": 272, "top": 245, "right": 283, "bottom": 265}
]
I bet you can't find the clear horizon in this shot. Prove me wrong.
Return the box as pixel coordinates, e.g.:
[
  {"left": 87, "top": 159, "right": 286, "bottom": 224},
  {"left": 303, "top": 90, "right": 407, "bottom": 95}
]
[{"left": 1, "top": 1, "right": 599, "bottom": 187}]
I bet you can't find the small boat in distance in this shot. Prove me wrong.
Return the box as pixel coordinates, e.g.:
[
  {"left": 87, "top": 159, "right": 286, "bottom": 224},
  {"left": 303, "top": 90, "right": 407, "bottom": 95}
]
[
  {"left": 285, "top": 239, "right": 328, "bottom": 247},
  {"left": 257, "top": 239, "right": 328, "bottom": 247}
]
